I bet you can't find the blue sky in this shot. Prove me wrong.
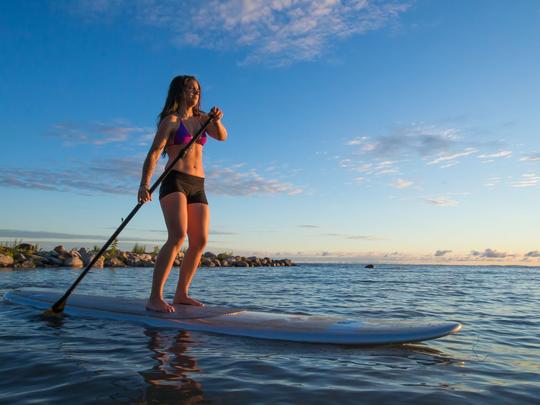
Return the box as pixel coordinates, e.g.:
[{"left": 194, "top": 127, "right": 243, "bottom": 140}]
[{"left": 1, "top": 0, "right": 539, "bottom": 264}]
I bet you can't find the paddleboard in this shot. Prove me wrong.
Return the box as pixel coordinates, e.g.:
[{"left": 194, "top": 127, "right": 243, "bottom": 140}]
[{"left": 4, "top": 289, "right": 461, "bottom": 345}]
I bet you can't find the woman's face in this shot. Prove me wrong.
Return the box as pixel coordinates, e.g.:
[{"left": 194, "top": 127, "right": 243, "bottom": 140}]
[{"left": 184, "top": 80, "right": 200, "bottom": 108}]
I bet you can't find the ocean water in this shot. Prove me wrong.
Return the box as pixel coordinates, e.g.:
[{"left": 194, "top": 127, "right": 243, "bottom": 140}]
[{"left": 1, "top": 264, "right": 539, "bottom": 404}]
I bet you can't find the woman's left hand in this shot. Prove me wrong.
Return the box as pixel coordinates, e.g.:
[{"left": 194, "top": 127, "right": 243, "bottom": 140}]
[{"left": 209, "top": 106, "right": 224, "bottom": 122}]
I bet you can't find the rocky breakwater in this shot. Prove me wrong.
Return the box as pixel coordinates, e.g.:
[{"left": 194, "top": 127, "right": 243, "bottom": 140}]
[{"left": 0, "top": 243, "right": 295, "bottom": 269}]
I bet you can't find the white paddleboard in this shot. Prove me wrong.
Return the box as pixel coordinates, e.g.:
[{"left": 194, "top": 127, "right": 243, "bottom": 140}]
[{"left": 4, "top": 289, "right": 461, "bottom": 345}]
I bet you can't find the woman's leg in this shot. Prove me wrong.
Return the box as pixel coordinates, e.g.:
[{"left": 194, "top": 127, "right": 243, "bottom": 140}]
[
  {"left": 174, "top": 203, "right": 209, "bottom": 306},
  {"left": 147, "top": 192, "right": 188, "bottom": 312}
]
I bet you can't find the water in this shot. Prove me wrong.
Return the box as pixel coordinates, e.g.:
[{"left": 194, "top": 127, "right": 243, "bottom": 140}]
[{"left": 1, "top": 264, "right": 539, "bottom": 404}]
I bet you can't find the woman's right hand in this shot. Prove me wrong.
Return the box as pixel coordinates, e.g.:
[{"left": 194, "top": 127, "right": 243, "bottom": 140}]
[{"left": 138, "top": 185, "right": 152, "bottom": 204}]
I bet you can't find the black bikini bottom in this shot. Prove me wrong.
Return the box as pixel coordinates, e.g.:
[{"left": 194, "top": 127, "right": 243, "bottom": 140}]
[{"left": 159, "top": 170, "right": 208, "bottom": 205}]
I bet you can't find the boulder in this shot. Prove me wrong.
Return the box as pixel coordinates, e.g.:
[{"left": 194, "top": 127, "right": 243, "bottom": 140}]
[
  {"left": 46, "top": 256, "right": 64, "bottom": 266},
  {"left": 233, "top": 260, "right": 249, "bottom": 267},
  {"left": 0, "top": 254, "right": 14, "bottom": 267},
  {"left": 105, "top": 257, "right": 126, "bottom": 267},
  {"left": 54, "top": 245, "right": 69, "bottom": 256},
  {"left": 203, "top": 251, "right": 217, "bottom": 260},
  {"left": 220, "top": 259, "right": 230, "bottom": 267},
  {"left": 16, "top": 243, "right": 36, "bottom": 251},
  {"left": 20, "top": 260, "right": 36, "bottom": 268},
  {"left": 364, "top": 264, "right": 374, "bottom": 269},
  {"left": 64, "top": 256, "right": 84, "bottom": 268},
  {"left": 78, "top": 248, "right": 91, "bottom": 266},
  {"left": 14, "top": 252, "right": 27, "bottom": 262}
]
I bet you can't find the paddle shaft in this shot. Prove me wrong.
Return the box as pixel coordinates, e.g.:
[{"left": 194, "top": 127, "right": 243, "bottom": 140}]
[{"left": 51, "top": 116, "right": 214, "bottom": 313}]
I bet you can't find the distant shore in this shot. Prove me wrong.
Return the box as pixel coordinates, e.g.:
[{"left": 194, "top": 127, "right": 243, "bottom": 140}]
[{"left": 0, "top": 242, "right": 295, "bottom": 269}]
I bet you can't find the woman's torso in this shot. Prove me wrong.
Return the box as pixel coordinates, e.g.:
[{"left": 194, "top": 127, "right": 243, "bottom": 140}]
[{"left": 164, "top": 115, "right": 206, "bottom": 178}]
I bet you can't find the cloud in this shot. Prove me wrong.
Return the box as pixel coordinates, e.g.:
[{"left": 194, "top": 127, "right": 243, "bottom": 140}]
[
  {"left": 434, "top": 249, "right": 452, "bottom": 256},
  {"left": 470, "top": 248, "right": 507, "bottom": 258},
  {"left": 427, "top": 148, "right": 476, "bottom": 166},
  {"left": 0, "top": 229, "right": 158, "bottom": 242},
  {"left": 477, "top": 150, "right": 512, "bottom": 159},
  {"left": 47, "top": 122, "right": 154, "bottom": 146},
  {"left": 205, "top": 165, "right": 303, "bottom": 196},
  {"left": 391, "top": 178, "right": 413, "bottom": 189},
  {"left": 510, "top": 173, "right": 540, "bottom": 188},
  {"left": 297, "top": 224, "right": 320, "bottom": 228},
  {"left": 520, "top": 154, "right": 540, "bottom": 162},
  {"left": 525, "top": 250, "right": 540, "bottom": 257},
  {"left": 424, "top": 197, "right": 458, "bottom": 207},
  {"left": 0, "top": 159, "right": 303, "bottom": 197},
  {"left": 61, "top": 0, "right": 411, "bottom": 66}
]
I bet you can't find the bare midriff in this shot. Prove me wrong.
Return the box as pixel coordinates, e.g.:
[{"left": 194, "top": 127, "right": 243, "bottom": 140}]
[{"left": 164, "top": 143, "right": 205, "bottom": 178}]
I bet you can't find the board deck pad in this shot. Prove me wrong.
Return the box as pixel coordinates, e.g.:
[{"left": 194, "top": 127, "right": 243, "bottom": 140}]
[{"left": 4, "top": 289, "right": 462, "bottom": 345}]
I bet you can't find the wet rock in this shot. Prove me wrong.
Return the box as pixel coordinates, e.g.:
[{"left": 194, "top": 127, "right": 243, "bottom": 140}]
[
  {"left": 365, "top": 264, "right": 374, "bottom": 269},
  {"left": 78, "top": 248, "right": 91, "bottom": 266},
  {"left": 203, "top": 252, "right": 217, "bottom": 260}
]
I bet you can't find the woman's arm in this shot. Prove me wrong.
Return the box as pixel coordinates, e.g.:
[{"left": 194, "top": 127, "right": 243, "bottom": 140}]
[
  {"left": 138, "top": 116, "right": 176, "bottom": 202},
  {"left": 203, "top": 107, "right": 227, "bottom": 141}
]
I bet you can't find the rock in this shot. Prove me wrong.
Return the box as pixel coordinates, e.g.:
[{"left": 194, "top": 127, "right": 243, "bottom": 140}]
[
  {"left": 20, "top": 260, "right": 36, "bottom": 268},
  {"left": 16, "top": 243, "right": 35, "bottom": 251},
  {"left": 46, "top": 256, "right": 64, "bottom": 266},
  {"left": 364, "top": 264, "right": 374, "bottom": 269},
  {"left": 93, "top": 255, "right": 105, "bottom": 268},
  {"left": 105, "top": 257, "right": 126, "bottom": 267},
  {"left": 64, "top": 256, "right": 84, "bottom": 268},
  {"left": 14, "top": 252, "right": 27, "bottom": 262},
  {"left": 233, "top": 260, "right": 249, "bottom": 267},
  {"left": 200, "top": 257, "right": 213, "bottom": 267},
  {"left": 69, "top": 248, "right": 82, "bottom": 258},
  {"left": 203, "top": 252, "right": 217, "bottom": 260},
  {"left": 0, "top": 254, "right": 14, "bottom": 267},
  {"left": 220, "top": 259, "right": 230, "bottom": 267},
  {"left": 78, "top": 248, "right": 91, "bottom": 266},
  {"left": 54, "top": 245, "right": 68, "bottom": 256},
  {"left": 217, "top": 253, "right": 231, "bottom": 261}
]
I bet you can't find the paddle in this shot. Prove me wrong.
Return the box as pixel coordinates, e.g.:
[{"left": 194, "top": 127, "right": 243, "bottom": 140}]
[{"left": 45, "top": 114, "right": 216, "bottom": 315}]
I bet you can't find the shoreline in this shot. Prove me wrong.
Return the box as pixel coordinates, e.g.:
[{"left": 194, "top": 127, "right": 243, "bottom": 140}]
[{"left": 0, "top": 242, "right": 295, "bottom": 269}]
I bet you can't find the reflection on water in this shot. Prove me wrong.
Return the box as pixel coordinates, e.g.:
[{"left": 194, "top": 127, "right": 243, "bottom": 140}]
[{"left": 139, "top": 329, "right": 204, "bottom": 404}]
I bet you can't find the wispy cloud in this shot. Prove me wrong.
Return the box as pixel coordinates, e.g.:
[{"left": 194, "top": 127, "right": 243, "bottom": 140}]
[
  {"left": 61, "top": 0, "right": 411, "bottom": 66},
  {"left": 427, "top": 147, "right": 476, "bottom": 166},
  {"left": 47, "top": 121, "right": 154, "bottom": 146},
  {"left": 424, "top": 197, "right": 458, "bottom": 207},
  {"left": 391, "top": 178, "right": 413, "bottom": 189},
  {"left": 520, "top": 153, "right": 540, "bottom": 162},
  {"left": 510, "top": 173, "right": 540, "bottom": 188},
  {"left": 0, "top": 158, "right": 303, "bottom": 197},
  {"left": 477, "top": 150, "right": 512, "bottom": 159},
  {"left": 0, "top": 228, "right": 158, "bottom": 242},
  {"left": 525, "top": 250, "right": 540, "bottom": 258}
]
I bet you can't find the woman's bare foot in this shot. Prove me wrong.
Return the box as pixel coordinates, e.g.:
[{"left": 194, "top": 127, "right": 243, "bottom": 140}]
[
  {"left": 173, "top": 295, "right": 204, "bottom": 307},
  {"left": 146, "top": 297, "right": 175, "bottom": 313}
]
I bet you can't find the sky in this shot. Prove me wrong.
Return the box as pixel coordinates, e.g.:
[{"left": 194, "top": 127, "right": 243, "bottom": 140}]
[{"left": 1, "top": 0, "right": 539, "bottom": 265}]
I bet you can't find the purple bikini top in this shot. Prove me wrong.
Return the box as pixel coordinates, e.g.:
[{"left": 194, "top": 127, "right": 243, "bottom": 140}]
[{"left": 171, "top": 120, "right": 207, "bottom": 147}]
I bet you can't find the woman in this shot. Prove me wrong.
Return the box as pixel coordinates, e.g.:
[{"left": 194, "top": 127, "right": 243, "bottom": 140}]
[{"left": 138, "top": 75, "right": 227, "bottom": 312}]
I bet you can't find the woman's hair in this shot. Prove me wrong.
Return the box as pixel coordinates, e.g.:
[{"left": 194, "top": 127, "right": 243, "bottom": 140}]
[
  {"left": 158, "top": 75, "right": 203, "bottom": 157},
  {"left": 157, "top": 75, "right": 203, "bottom": 126}
]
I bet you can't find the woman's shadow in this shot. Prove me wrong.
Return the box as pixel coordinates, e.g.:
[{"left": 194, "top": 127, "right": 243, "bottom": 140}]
[{"left": 138, "top": 328, "right": 205, "bottom": 404}]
